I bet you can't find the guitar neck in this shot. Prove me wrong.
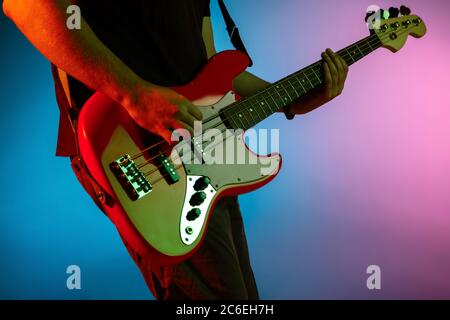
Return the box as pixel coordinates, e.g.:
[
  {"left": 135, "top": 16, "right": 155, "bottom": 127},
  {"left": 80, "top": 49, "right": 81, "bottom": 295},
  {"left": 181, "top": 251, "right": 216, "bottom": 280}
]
[{"left": 222, "top": 33, "right": 382, "bottom": 130}]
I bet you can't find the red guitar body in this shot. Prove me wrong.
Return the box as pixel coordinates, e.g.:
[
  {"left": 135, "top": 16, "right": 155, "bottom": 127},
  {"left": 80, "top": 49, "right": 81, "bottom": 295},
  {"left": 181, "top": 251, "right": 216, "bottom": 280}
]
[{"left": 77, "top": 50, "right": 281, "bottom": 265}]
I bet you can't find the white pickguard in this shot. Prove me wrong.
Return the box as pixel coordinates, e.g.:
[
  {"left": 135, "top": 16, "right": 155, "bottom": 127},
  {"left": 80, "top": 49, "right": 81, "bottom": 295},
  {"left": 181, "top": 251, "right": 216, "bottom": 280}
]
[
  {"left": 179, "top": 175, "right": 217, "bottom": 245},
  {"left": 178, "top": 91, "right": 280, "bottom": 245}
]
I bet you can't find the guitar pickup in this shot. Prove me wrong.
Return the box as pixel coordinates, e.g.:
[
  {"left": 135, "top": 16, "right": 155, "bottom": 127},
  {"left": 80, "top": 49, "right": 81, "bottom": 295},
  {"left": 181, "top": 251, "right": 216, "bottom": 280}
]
[
  {"left": 110, "top": 154, "right": 152, "bottom": 201},
  {"left": 159, "top": 154, "right": 180, "bottom": 183}
]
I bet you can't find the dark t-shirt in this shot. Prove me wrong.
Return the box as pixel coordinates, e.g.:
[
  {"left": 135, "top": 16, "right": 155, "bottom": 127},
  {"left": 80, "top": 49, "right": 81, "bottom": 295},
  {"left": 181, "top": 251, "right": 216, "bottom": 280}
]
[{"left": 69, "top": 0, "right": 211, "bottom": 107}]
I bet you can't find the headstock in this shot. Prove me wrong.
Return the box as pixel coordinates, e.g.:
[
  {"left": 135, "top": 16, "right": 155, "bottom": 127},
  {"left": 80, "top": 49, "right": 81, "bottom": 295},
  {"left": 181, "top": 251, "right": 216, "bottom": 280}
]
[{"left": 366, "top": 6, "right": 427, "bottom": 52}]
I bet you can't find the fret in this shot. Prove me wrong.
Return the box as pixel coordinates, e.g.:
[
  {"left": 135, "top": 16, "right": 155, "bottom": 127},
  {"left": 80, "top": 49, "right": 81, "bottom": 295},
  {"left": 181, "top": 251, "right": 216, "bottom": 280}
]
[
  {"left": 355, "top": 47, "right": 364, "bottom": 61},
  {"left": 258, "top": 90, "right": 276, "bottom": 114},
  {"left": 361, "top": 39, "right": 372, "bottom": 53},
  {"left": 349, "top": 46, "right": 362, "bottom": 62},
  {"left": 267, "top": 87, "right": 283, "bottom": 109},
  {"left": 227, "top": 112, "right": 239, "bottom": 130},
  {"left": 294, "top": 75, "right": 307, "bottom": 93},
  {"left": 258, "top": 96, "right": 270, "bottom": 115},
  {"left": 287, "top": 77, "right": 300, "bottom": 97},
  {"left": 340, "top": 52, "right": 352, "bottom": 66},
  {"left": 252, "top": 105, "right": 266, "bottom": 123},
  {"left": 355, "top": 39, "right": 372, "bottom": 60},
  {"left": 344, "top": 48, "right": 356, "bottom": 64},
  {"left": 277, "top": 82, "right": 294, "bottom": 104},
  {"left": 278, "top": 81, "right": 293, "bottom": 100},
  {"left": 246, "top": 102, "right": 257, "bottom": 123},
  {"left": 359, "top": 40, "right": 372, "bottom": 55},
  {"left": 267, "top": 93, "right": 279, "bottom": 114},
  {"left": 248, "top": 97, "right": 266, "bottom": 123},
  {"left": 241, "top": 103, "right": 254, "bottom": 127},
  {"left": 311, "top": 66, "right": 322, "bottom": 85},
  {"left": 253, "top": 95, "right": 270, "bottom": 117},
  {"left": 274, "top": 84, "right": 289, "bottom": 108},
  {"left": 368, "top": 36, "right": 379, "bottom": 50},
  {"left": 355, "top": 42, "right": 365, "bottom": 58},
  {"left": 283, "top": 90, "right": 293, "bottom": 104},
  {"left": 238, "top": 101, "right": 252, "bottom": 129},
  {"left": 298, "top": 76, "right": 312, "bottom": 91},
  {"left": 304, "top": 72, "right": 315, "bottom": 89},
  {"left": 264, "top": 93, "right": 280, "bottom": 114},
  {"left": 234, "top": 106, "right": 247, "bottom": 129},
  {"left": 281, "top": 85, "right": 294, "bottom": 102},
  {"left": 234, "top": 112, "right": 242, "bottom": 128},
  {"left": 250, "top": 99, "right": 263, "bottom": 120},
  {"left": 266, "top": 87, "right": 284, "bottom": 113},
  {"left": 239, "top": 111, "right": 248, "bottom": 129}
]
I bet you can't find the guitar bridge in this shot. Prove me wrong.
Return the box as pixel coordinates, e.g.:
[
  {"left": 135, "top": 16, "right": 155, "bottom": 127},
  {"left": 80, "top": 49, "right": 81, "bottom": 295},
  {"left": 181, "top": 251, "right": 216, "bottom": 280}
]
[{"left": 110, "top": 154, "right": 152, "bottom": 201}]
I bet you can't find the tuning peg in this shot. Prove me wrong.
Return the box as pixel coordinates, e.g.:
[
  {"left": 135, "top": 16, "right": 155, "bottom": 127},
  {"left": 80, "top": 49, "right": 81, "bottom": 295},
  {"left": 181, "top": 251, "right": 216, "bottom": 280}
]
[
  {"left": 365, "top": 11, "right": 375, "bottom": 22},
  {"left": 377, "top": 9, "right": 388, "bottom": 20},
  {"left": 400, "top": 5, "right": 411, "bottom": 16},
  {"left": 388, "top": 7, "right": 399, "bottom": 18}
]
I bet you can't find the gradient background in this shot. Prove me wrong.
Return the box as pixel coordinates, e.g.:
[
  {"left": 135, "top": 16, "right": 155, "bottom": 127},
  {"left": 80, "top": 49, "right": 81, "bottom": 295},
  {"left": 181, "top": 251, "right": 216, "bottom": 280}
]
[{"left": 1, "top": 0, "right": 449, "bottom": 299}]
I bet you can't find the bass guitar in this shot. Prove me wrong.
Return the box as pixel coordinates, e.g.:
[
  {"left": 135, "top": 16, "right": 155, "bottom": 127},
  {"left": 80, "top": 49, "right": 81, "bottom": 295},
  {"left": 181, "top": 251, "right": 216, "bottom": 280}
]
[{"left": 77, "top": 11, "right": 426, "bottom": 265}]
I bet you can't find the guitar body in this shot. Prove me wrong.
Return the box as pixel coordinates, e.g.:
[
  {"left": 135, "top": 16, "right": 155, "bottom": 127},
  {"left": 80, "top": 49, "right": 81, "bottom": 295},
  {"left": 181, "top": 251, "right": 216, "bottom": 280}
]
[{"left": 77, "top": 50, "right": 281, "bottom": 265}]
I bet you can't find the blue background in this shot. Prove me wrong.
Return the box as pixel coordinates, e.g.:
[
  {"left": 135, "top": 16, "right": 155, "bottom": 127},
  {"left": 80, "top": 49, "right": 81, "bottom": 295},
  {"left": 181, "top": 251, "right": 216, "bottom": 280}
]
[{"left": 1, "top": 0, "right": 450, "bottom": 299}]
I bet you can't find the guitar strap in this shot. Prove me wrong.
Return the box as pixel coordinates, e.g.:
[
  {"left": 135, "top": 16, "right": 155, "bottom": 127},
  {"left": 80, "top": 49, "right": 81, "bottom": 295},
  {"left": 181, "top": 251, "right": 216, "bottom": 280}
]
[
  {"left": 217, "top": 0, "right": 253, "bottom": 66},
  {"left": 51, "top": 65, "right": 115, "bottom": 210}
]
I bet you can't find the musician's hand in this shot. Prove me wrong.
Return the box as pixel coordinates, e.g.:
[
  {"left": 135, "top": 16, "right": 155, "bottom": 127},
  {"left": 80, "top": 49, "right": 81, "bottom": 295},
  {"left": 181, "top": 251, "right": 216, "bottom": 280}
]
[
  {"left": 125, "top": 82, "right": 203, "bottom": 142},
  {"left": 288, "top": 48, "right": 348, "bottom": 115},
  {"left": 320, "top": 48, "right": 348, "bottom": 101}
]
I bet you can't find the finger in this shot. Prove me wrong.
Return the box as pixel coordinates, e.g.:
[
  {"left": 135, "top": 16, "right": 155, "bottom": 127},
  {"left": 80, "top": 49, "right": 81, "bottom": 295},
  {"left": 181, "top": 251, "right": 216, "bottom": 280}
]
[
  {"left": 175, "top": 110, "right": 197, "bottom": 131},
  {"left": 339, "top": 55, "right": 349, "bottom": 75},
  {"left": 330, "top": 51, "right": 345, "bottom": 94},
  {"left": 322, "top": 51, "right": 337, "bottom": 97},
  {"left": 336, "top": 56, "right": 348, "bottom": 94},
  {"left": 322, "top": 50, "right": 338, "bottom": 96},
  {"left": 338, "top": 55, "right": 349, "bottom": 80},
  {"left": 187, "top": 103, "right": 203, "bottom": 121},
  {"left": 173, "top": 119, "right": 194, "bottom": 137},
  {"left": 326, "top": 49, "right": 341, "bottom": 97},
  {"left": 330, "top": 50, "right": 345, "bottom": 76},
  {"left": 159, "top": 118, "right": 185, "bottom": 144},
  {"left": 322, "top": 62, "right": 333, "bottom": 100}
]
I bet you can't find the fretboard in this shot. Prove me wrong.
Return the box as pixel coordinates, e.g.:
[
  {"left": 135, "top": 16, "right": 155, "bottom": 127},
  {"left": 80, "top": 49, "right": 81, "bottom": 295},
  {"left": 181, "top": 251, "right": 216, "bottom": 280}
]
[{"left": 222, "top": 33, "right": 382, "bottom": 130}]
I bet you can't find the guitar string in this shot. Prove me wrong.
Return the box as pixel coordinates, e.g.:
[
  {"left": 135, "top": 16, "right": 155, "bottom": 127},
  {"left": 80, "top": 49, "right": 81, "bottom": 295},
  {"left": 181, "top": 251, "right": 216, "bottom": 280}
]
[
  {"left": 128, "top": 34, "right": 381, "bottom": 162},
  {"left": 138, "top": 33, "right": 384, "bottom": 179},
  {"left": 142, "top": 34, "right": 385, "bottom": 181},
  {"left": 142, "top": 34, "right": 400, "bottom": 185},
  {"left": 140, "top": 32, "right": 388, "bottom": 182},
  {"left": 200, "top": 33, "right": 380, "bottom": 125},
  {"left": 132, "top": 37, "right": 376, "bottom": 175},
  {"left": 125, "top": 28, "right": 410, "bottom": 185},
  {"left": 202, "top": 22, "right": 418, "bottom": 131}
]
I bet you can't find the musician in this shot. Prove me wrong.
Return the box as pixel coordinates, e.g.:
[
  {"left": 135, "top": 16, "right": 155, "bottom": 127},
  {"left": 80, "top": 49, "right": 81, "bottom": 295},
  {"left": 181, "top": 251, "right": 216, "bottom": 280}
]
[{"left": 3, "top": 0, "right": 348, "bottom": 299}]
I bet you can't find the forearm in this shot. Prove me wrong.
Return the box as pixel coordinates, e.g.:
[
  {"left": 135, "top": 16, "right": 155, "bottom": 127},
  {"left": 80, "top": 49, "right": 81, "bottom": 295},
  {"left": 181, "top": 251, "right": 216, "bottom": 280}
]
[
  {"left": 232, "top": 71, "right": 269, "bottom": 98},
  {"left": 3, "top": 0, "right": 147, "bottom": 107}
]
